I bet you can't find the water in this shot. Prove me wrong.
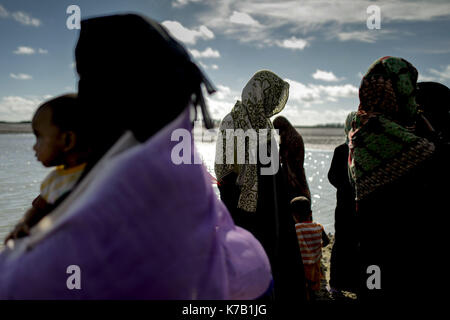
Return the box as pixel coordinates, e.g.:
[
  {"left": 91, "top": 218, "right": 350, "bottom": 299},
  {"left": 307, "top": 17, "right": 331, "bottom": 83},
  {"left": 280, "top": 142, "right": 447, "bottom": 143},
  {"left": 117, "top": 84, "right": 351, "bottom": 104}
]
[
  {"left": 0, "top": 134, "right": 338, "bottom": 246},
  {"left": 0, "top": 134, "right": 51, "bottom": 242}
]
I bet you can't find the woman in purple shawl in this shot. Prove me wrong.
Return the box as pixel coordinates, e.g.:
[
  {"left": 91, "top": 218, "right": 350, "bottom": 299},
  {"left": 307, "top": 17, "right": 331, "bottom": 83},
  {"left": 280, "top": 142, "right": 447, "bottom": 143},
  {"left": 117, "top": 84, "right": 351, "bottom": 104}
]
[{"left": 0, "top": 14, "right": 271, "bottom": 300}]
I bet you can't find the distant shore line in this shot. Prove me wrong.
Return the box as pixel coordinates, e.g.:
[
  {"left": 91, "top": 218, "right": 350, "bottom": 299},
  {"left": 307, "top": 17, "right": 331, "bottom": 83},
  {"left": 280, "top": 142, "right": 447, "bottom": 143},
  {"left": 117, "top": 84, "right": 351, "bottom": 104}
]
[
  {"left": 0, "top": 122, "right": 345, "bottom": 135},
  {"left": 0, "top": 122, "right": 32, "bottom": 134}
]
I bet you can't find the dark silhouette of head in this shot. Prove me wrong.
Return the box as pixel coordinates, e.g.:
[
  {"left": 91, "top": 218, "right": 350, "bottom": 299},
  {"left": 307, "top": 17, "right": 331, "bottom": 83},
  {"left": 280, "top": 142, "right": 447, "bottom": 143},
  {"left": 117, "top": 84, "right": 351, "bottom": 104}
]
[
  {"left": 74, "top": 13, "right": 215, "bottom": 163},
  {"left": 290, "top": 196, "right": 312, "bottom": 223},
  {"left": 416, "top": 82, "right": 450, "bottom": 139}
]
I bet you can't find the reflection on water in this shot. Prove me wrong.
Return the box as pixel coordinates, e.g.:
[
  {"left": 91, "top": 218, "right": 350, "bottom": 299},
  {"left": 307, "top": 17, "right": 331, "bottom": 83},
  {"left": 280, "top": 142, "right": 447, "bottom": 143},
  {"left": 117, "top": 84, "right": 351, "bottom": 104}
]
[
  {"left": 0, "top": 134, "right": 50, "bottom": 244},
  {"left": 0, "top": 134, "right": 338, "bottom": 247},
  {"left": 195, "top": 141, "right": 336, "bottom": 233}
]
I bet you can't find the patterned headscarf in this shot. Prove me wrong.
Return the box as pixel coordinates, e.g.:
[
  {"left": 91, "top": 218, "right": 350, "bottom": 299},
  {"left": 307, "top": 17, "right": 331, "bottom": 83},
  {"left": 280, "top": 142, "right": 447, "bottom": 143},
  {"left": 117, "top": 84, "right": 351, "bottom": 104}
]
[
  {"left": 214, "top": 70, "right": 289, "bottom": 212},
  {"left": 348, "top": 57, "right": 435, "bottom": 200}
]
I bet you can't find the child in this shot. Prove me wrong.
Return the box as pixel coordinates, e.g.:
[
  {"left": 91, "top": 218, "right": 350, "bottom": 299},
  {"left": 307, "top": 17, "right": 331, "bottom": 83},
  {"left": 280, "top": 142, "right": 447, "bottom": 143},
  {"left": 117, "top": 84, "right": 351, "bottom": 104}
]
[
  {"left": 291, "top": 196, "right": 329, "bottom": 301},
  {"left": 4, "top": 94, "right": 89, "bottom": 244}
]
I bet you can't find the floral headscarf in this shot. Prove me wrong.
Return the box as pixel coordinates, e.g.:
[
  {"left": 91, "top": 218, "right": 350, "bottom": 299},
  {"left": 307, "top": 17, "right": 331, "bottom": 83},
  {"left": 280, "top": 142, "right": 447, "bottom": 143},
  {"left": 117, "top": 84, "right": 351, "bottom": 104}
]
[
  {"left": 348, "top": 57, "right": 435, "bottom": 201},
  {"left": 214, "top": 70, "right": 289, "bottom": 212}
]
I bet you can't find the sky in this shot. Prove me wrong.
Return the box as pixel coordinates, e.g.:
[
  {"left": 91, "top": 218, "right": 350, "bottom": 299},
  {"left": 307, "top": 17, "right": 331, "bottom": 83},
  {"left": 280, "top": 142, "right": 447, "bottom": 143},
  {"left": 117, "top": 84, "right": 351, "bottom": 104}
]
[{"left": 0, "top": 0, "right": 449, "bottom": 125}]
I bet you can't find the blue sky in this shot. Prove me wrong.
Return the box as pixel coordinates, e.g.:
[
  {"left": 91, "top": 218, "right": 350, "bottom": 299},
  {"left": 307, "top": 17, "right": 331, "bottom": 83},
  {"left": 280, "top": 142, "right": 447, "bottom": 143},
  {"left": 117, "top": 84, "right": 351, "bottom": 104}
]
[{"left": 1, "top": 0, "right": 449, "bottom": 125}]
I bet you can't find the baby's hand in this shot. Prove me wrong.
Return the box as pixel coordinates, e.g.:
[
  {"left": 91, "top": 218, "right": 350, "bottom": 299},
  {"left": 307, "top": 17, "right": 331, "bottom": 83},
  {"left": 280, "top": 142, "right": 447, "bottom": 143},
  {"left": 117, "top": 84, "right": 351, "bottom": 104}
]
[{"left": 3, "top": 219, "right": 31, "bottom": 245}]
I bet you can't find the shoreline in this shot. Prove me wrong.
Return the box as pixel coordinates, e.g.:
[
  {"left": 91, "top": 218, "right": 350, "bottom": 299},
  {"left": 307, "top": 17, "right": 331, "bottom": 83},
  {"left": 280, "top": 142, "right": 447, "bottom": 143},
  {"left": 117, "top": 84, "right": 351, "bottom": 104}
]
[
  {"left": 0, "top": 123, "right": 32, "bottom": 134},
  {"left": 0, "top": 124, "right": 345, "bottom": 150}
]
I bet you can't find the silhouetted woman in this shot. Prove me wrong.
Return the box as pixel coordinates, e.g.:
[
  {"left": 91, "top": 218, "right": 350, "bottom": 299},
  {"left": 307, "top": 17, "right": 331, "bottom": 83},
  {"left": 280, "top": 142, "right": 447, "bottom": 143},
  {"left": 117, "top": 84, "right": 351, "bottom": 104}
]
[
  {"left": 327, "top": 112, "right": 359, "bottom": 293},
  {"left": 348, "top": 56, "right": 443, "bottom": 302},
  {"left": 0, "top": 14, "right": 272, "bottom": 300},
  {"left": 214, "top": 70, "right": 306, "bottom": 306},
  {"left": 273, "top": 115, "right": 311, "bottom": 201}
]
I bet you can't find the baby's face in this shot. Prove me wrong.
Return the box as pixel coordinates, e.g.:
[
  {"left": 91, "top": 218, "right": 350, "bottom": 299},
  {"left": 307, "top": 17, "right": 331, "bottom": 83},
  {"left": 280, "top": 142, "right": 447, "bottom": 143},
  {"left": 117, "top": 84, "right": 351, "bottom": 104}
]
[{"left": 32, "top": 107, "right": 65, "bottom": 167}]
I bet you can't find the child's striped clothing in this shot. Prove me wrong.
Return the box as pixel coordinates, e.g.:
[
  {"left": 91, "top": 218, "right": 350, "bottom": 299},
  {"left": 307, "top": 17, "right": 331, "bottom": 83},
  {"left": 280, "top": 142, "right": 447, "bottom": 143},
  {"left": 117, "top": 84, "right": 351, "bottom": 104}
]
[
  {"left": 295, "top": 222, "right": 325, "bottom": 264},
  {"left": 295, "top": 222, "right": 325, "bottom": 292}
]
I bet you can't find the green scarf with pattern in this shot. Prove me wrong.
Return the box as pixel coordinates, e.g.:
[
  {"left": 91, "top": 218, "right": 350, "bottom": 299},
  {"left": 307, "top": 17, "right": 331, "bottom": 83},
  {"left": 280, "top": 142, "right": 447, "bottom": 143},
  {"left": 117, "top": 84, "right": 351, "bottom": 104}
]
[{"left": 347, "top": 57, "right": 435, "bottom": 201}]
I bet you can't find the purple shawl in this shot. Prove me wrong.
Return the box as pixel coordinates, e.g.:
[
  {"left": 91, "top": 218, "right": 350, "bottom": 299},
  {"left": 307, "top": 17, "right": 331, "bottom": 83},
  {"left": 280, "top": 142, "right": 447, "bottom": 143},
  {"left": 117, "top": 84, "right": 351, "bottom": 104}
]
[{"left": 0, "top": 107, "right": 271, "bottom": 299}]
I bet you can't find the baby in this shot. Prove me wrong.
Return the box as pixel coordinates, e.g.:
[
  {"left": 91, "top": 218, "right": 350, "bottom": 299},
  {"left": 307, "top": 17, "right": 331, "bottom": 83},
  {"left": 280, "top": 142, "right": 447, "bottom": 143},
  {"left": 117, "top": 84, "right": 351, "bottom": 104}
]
[{"left": 4, "top": 94, "right": 89, "bottom": 243}]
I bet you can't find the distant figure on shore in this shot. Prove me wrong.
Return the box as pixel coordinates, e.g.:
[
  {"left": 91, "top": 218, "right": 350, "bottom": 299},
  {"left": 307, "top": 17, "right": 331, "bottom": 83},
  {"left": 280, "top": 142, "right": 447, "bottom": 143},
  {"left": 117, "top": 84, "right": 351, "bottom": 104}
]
[
  {"left": 348, "top": 56, "right": 442, "bottom": 302},
  {"left": 273, "top": 116, "right": 311, "bottom": 201},
  {"left": 327, "top": 111, "right": 359, "bottom": 294},
  {"left": 4, "top": 94, "right": 89, "bottom": 244},
  {"left": 214, "top": 70, "right": 307, "bottom": 305},
  {"left": 0, "top": 14, "right": 272, "bottom": 300},
  {"left": 291, "top": 196, "right": 329, "bottom": 301}
]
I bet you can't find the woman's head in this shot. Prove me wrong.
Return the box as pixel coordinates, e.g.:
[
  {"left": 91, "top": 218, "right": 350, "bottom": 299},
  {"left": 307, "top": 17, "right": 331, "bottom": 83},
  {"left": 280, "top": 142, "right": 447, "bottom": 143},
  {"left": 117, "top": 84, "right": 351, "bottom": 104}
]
[
  {"left": 273, "top": 115, "right": 292, "bottom": 132},
  {"left": 32, "top": 94, "right": 86, "bottom": 167},
  {"left": 359, "top": 56, "right": 418, "bottom": 126},
  {"left": 241, "top": 70, "right": 289, "bottom": 120},
  {"left": 74, "top": 14, "right": 214, "bottom": 148}
]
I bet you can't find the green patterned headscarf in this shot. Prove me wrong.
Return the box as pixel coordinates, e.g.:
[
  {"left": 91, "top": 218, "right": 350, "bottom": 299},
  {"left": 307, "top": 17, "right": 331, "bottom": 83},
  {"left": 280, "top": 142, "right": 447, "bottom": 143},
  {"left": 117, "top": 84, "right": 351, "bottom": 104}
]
[
  {"left": 348, "top": 57, "right": 435, "bottom": 201},
  {"left": 359, "top": 56, "right": 418, "bottom": 126},
  {"left": 214, "top": 70, "right": 289, "bottom": 212}
]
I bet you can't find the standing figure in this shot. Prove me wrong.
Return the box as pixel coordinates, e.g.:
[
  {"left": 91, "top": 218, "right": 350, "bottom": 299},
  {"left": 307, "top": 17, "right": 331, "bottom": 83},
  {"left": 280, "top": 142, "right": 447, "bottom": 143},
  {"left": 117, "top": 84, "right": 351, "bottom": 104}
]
[
  {"left": 214, "top": 70, "right": 306, "bottom": 304},
  {"left": 273, "top": 115, "right": 311, "bottom": 201},
  {"left": 327, "top": 112, "right": 359, "bottom": 294},
  {"left": 348, "top": 56, "right": 440, "bottom": 302}
]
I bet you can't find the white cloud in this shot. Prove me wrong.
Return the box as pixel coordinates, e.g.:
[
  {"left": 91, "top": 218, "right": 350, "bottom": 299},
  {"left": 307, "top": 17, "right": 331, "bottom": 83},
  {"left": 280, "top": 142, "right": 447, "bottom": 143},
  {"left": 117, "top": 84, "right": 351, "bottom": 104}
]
[
  {"left": 190, "top": 47, "right": 221, "bottom": 58},
  {"left": 285, "top": 78, "right": 358, "bottom": 106},
  {"left": 312, "top": 70, "right": 343, "bottom": 82},
  {"left": 13, "top": 46, "right": 35, "bottom": 55},
  {"left": 0, "top": 4, "right": 8, "bottom": 17},
  {"left": 172, "top": 0, "right": 203, "bottom": 8},
  {"left": 418, "top": 65, "right": 450, "bottom": 84},
  {"left": 198, "top": 61, "right": 209, "bottom": 70},
  {"left": 418, "top": 74, "right": 438, "bottom": 82},
  {"left": 10, "top": 73, "right": 33, "bottom": 80},
  {"left": 0, "top": 96, "right": 43, "bottom": 121},
  {"left": 335, "top": 31, "right": 378, "bottom": 43},
  {"left": 429, "top": 65, "right": 450, "bottom": 80},
  {"left": 235, "top": 0, "right": 450, "bottom": 29},
  {"left": 205, "top": 85, "right": 240, "bottom": 120},
  {"left": 192, "top": 0, "right": 450, "bottom": 46},
  {"left": 229, "top": 11, "right": 260, "bottom": 26},
  {"left": 162, "top": 20, "right": 214, "bottom": 45},
  {"left": 276, "top": 37, "right": 309, "bottom": 50},
  {"left": 197, "top": 61, "right": 219, "bottom": 70},
  {"left": 13, "top": 46, "right": 48, "bottom": 55},
  {"left": 12, "top": 11, "right": 41, "bottom": 27}
]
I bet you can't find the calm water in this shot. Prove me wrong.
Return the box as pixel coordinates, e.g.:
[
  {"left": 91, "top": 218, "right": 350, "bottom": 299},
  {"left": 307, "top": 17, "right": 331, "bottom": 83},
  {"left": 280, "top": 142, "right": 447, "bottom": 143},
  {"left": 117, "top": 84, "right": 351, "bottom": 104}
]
[{"left": 0, "top": 134, "right": 338, "bottom": 246}]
